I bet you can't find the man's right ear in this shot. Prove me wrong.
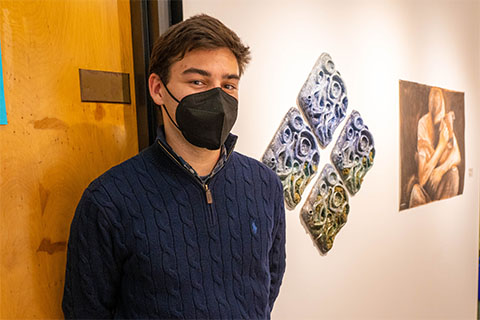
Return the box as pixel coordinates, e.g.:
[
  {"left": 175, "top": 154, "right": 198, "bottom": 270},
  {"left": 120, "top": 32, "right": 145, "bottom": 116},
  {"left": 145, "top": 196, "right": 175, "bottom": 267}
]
[{"left": 148, "top": 73, "right": 165, "bottom": 106}]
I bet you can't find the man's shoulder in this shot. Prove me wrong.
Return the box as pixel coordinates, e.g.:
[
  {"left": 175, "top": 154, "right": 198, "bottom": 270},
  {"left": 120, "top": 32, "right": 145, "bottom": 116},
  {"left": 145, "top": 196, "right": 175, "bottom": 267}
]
[
  {"left": 74, "top": 144, "right": 169, "bottom": 224},
  {"left": 230, "top": 151, "right": 282, "bottom": 186},
  {"left": 85, "top": 145, "right": 158, "bottom": 197},
  {"left": 231, "top": 150, "right": 272, "bottom": 170},
  {"left": 229, "top": 151, "right": 284, "bottom": 207}
]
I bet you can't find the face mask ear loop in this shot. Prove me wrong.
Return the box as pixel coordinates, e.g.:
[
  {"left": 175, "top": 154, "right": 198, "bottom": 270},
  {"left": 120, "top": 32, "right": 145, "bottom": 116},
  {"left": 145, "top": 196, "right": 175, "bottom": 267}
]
[
  {"left": 161, "top": 104, "right": 181, "bottom": 131},
  {"left": 162, "top": 81, "right": 180, "bottom": 103},
  {"left": 159, "top": 80, "right": 181, "bottom": 129}
]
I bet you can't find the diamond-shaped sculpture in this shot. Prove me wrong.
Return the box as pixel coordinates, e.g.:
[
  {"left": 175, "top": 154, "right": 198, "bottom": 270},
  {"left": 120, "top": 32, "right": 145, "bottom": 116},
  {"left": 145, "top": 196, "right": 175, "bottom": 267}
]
[
  {"left": 297, "top": 53, "right": 348, "bottom": 148},
  {"left": 262, "top": 107, "right": 320, "bottom": 210},
  {"left": 331, "top": 110, "right": 375, "bottom": 195},
  {"left": 261, "top": 53, "right": 376, "bottom": 254},
  {"left": 300, "top": 164, "right": 350, "bottom": 254}
]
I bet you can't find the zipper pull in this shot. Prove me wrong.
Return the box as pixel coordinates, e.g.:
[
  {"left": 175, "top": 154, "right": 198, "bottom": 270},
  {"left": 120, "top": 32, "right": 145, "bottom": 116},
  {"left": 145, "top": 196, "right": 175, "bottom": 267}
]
[{"left": 205, "top": 185, "right": 213, "bottom": 204}]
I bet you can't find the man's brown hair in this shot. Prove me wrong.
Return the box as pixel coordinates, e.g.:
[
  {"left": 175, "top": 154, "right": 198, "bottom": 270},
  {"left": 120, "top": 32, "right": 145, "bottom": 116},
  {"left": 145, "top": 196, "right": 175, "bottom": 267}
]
[{"left": 149, "top": 14, "right": 251, "bottom": 84}]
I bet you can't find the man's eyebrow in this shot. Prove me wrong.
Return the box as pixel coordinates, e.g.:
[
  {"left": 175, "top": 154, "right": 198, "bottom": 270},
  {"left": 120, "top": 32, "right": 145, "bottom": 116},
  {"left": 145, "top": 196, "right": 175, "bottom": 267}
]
[
  {"left": 182, "top": 68, "right": 211, "bottom": 77},
  {"left": 181, "top": 68, "right": 240, "bottom": 80},
  {"left": 224, "top": 74, "right": 240, "bottom": 80}
]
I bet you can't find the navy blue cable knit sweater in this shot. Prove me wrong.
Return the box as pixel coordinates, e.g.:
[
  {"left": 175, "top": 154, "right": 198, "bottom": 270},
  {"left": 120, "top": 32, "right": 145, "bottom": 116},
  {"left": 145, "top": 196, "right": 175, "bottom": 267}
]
[{"left": 62, "top": 133, "right": 286, "bottom": 319}]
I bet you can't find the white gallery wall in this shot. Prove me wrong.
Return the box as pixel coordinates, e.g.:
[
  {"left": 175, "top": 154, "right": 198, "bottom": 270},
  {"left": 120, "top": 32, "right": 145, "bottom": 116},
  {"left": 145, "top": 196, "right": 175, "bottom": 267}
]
[{"left": 184, "top": 0, "right": 480, "bottom": 318}]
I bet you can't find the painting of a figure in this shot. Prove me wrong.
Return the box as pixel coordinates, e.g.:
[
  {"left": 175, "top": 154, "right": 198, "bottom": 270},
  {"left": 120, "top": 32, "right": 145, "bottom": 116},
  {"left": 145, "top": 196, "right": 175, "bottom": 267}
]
[{"left": 399, "top": 80, "right": 465, "bottom": 211}]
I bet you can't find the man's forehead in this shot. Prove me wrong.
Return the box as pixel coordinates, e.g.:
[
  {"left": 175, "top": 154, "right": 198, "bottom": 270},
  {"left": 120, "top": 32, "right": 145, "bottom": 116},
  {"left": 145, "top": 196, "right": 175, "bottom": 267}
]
[{"left": 173, "top": 48, "right": 239, "bottom": 75}]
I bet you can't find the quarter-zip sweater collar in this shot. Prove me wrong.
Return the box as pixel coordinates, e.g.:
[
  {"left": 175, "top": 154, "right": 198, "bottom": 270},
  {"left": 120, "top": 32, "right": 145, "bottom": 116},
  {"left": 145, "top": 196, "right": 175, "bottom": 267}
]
[{"left": 155, "top": 126, "right": 236, "bottom": 184}]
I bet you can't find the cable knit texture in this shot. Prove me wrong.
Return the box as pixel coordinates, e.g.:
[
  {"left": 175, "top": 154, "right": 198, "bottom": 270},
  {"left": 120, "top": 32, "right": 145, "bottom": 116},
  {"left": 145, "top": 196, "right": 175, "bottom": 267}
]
[{"left": 62, "top": 135, "right": 286, "bottom": 319}]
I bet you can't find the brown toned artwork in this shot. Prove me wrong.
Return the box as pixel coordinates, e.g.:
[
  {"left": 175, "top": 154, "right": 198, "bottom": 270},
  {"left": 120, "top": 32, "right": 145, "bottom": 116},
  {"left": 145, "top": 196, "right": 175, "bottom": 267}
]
[{"left": 399, "top": 80, "right": 465, "bottom": 211}]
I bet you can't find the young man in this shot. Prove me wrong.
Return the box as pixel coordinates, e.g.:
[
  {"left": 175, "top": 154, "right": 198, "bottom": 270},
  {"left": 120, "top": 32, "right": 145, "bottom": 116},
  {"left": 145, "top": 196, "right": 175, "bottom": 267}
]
[{"left": 62, "top": 14, "right": 286, "bottom": 319}]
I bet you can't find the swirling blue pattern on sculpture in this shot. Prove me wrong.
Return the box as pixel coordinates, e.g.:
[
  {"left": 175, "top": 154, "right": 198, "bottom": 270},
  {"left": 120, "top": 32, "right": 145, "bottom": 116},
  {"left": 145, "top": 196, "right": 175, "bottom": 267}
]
[
  {"left": 262, "top": 107, "right": 320, "bottom": 210},
  {"left": 297, "top": 53, "right": 348, "bottom": 148},
  {"left": 331, "top": 110, "right": 375, "bottom": 195},
  {"left": 300, "top": 164, "right": 350, "bottom": 254}
]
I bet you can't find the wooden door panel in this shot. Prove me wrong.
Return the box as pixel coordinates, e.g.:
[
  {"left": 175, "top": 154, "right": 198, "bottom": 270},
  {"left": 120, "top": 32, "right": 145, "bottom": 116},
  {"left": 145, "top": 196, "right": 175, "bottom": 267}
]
[{"left": 0, "top": 0, "right": 138, "bottom": 317}]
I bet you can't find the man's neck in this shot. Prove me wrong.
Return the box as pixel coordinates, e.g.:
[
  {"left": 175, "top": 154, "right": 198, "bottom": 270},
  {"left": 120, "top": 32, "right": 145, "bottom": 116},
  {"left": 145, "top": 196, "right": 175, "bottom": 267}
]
[{"left": 164, "top": 124, "right": 220, "bottom": 177}]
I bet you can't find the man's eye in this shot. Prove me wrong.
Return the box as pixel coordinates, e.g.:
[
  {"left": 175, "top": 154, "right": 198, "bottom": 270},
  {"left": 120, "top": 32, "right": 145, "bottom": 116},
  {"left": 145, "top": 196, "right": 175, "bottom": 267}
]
[
  {"left": 224, "top": 84, "right": 236, "bottom": 90},
  {"left": 191, "top": 80, "right": 204, "bottom": 86}
]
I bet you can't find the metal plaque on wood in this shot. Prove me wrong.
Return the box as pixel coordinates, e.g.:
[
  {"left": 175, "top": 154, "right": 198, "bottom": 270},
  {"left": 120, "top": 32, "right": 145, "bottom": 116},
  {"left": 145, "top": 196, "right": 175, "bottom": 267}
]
[{"left": 79, "top": 69, "right": 131, "bottom": 104}]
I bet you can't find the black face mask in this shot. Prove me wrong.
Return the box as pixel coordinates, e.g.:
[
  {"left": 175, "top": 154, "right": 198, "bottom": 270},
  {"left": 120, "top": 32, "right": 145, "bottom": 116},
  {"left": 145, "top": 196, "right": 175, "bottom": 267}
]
[{"left": 162, "top": 85, "right": 238, "bottom": 150}]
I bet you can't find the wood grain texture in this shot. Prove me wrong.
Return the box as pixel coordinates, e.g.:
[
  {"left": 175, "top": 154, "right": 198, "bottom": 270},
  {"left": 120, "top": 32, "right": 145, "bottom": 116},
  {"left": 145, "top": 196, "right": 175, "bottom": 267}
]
[{"left": 0, "top": 0, "right": 138, "bottom": 318}]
